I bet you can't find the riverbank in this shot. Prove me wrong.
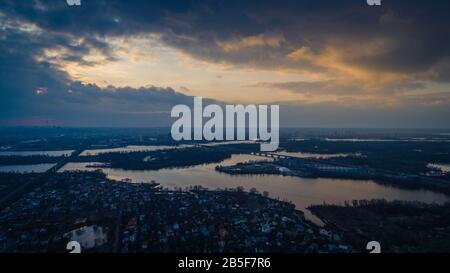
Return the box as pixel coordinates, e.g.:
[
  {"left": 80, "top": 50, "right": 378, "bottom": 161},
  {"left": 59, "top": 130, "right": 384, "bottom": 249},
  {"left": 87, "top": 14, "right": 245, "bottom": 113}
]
[
  {"left": 216, "top": 160, "right": 450, "bottom": 196},
  {"left": 309, "top": 200, "right": 450, "bottom": 253},
  {"left": 0, "top": 171, "right": 350, "bottom": 253}
]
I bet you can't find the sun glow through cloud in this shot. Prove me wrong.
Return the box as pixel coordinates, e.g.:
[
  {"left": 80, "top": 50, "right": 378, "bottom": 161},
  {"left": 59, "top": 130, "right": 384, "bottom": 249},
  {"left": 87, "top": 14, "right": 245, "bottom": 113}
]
[{"left": 1, "top": 0, "right": 450, "bottom": 127}]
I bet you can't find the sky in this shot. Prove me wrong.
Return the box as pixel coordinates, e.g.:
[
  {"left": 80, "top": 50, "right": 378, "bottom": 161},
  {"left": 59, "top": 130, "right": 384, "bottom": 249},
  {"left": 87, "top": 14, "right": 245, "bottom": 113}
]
[{"left": 0, "top": 0, "right": 450, "bottom": 128}]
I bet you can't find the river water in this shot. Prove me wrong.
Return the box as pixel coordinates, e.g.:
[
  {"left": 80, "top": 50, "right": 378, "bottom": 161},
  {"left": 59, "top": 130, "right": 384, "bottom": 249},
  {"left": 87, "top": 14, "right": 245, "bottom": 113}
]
[
  {"left": 0, "top": 163, "right": 56, "bottom": 173},
  {"left": 59, "top": 154, "right": 449, "bottom": 225},
  {"left": 0, "top": 150, "right": 74, "bottom": 156}
]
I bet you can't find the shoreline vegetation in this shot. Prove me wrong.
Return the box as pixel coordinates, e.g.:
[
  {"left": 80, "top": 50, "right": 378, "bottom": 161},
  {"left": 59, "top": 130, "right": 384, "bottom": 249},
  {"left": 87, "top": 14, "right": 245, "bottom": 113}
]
[
  {"left": 215, "top": 160, "right": 450, "bottom": 196},
  {"left": 2, "top": 170, "right": 450, "bottom": 252},
  {"left": 1, "top": 129, "right": 450, "bottom": 252},
  {"left": 2, "top": 139, "right": 450, "bottom": 196},
  {"left": 0, "top": 171, "right": 350, "bottom": 253},
  {"left": 308, "top": 200, "right": 450, "bottom": 253}
]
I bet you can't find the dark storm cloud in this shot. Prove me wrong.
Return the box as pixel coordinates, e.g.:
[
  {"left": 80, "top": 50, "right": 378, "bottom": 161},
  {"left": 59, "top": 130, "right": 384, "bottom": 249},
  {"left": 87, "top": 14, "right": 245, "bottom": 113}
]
[
  {"left": 158, "top": 0, "right": 450, "bottom": 76},
  {"left": 1, "top": 0, "right": 450, "bottom": 127},
  {"left": 2, "top": 0, "right": 449, "bottom": 76},
  {"left": 0, "top": 8, "right": 196, "bottom": 126}
]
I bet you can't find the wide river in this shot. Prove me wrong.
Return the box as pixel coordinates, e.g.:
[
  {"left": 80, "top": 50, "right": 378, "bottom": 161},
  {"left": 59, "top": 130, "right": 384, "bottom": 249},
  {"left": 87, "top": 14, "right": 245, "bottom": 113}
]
[{"left": 60, "top": 154, "right": 450, "bottom": 224}]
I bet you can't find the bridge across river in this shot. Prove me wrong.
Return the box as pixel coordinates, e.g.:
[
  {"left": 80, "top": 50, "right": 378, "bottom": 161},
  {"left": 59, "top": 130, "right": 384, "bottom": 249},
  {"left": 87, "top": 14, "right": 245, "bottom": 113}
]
[
  {"left": 0, "top": 149, "right": 85, "bottom": 211},
  {"left": 198, "top": 143, "right": 357, "bottom": 168}
]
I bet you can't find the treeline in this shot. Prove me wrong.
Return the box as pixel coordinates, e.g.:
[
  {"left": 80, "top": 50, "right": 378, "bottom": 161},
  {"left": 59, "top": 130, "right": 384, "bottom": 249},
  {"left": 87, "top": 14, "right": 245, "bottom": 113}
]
[
  {"left": 0, "top": 173, "right": 39, "bottom": 197},
  {"left": 216, "top": 162, "right": 282, "bottom": 175},
  {"left": 310, "top": 199, "right": 445, "bottom": 210},
  {"left": 308, "top": 200, "right": 450, "bottom": 252},
  {"left": 281, "top": 139, "right": 450, "bottom": 176},
  {"left": 73, "top": 147, "right": 234, "bottom": 170}
]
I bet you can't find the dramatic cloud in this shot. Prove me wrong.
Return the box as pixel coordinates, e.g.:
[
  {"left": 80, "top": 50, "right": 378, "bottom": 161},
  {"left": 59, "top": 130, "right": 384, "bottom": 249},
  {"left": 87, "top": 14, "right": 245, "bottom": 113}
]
[
  {"left": 0, "top": 13, "right": 196, "bottom": 126},
  {"left": 249, "top": 80, "right": 431, "bottom": 104},
  {"left": 3, "top": 1, "right": 449, "bottom": 79},
  {"left": 1, "top": 0, "right": 450, "bottom": 127}
]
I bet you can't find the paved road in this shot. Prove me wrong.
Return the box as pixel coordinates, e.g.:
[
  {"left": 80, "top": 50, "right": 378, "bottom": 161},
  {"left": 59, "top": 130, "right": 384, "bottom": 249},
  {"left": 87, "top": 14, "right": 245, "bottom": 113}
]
[{"left": 0, "top": 149, "right": 84, "bottom": 211}]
